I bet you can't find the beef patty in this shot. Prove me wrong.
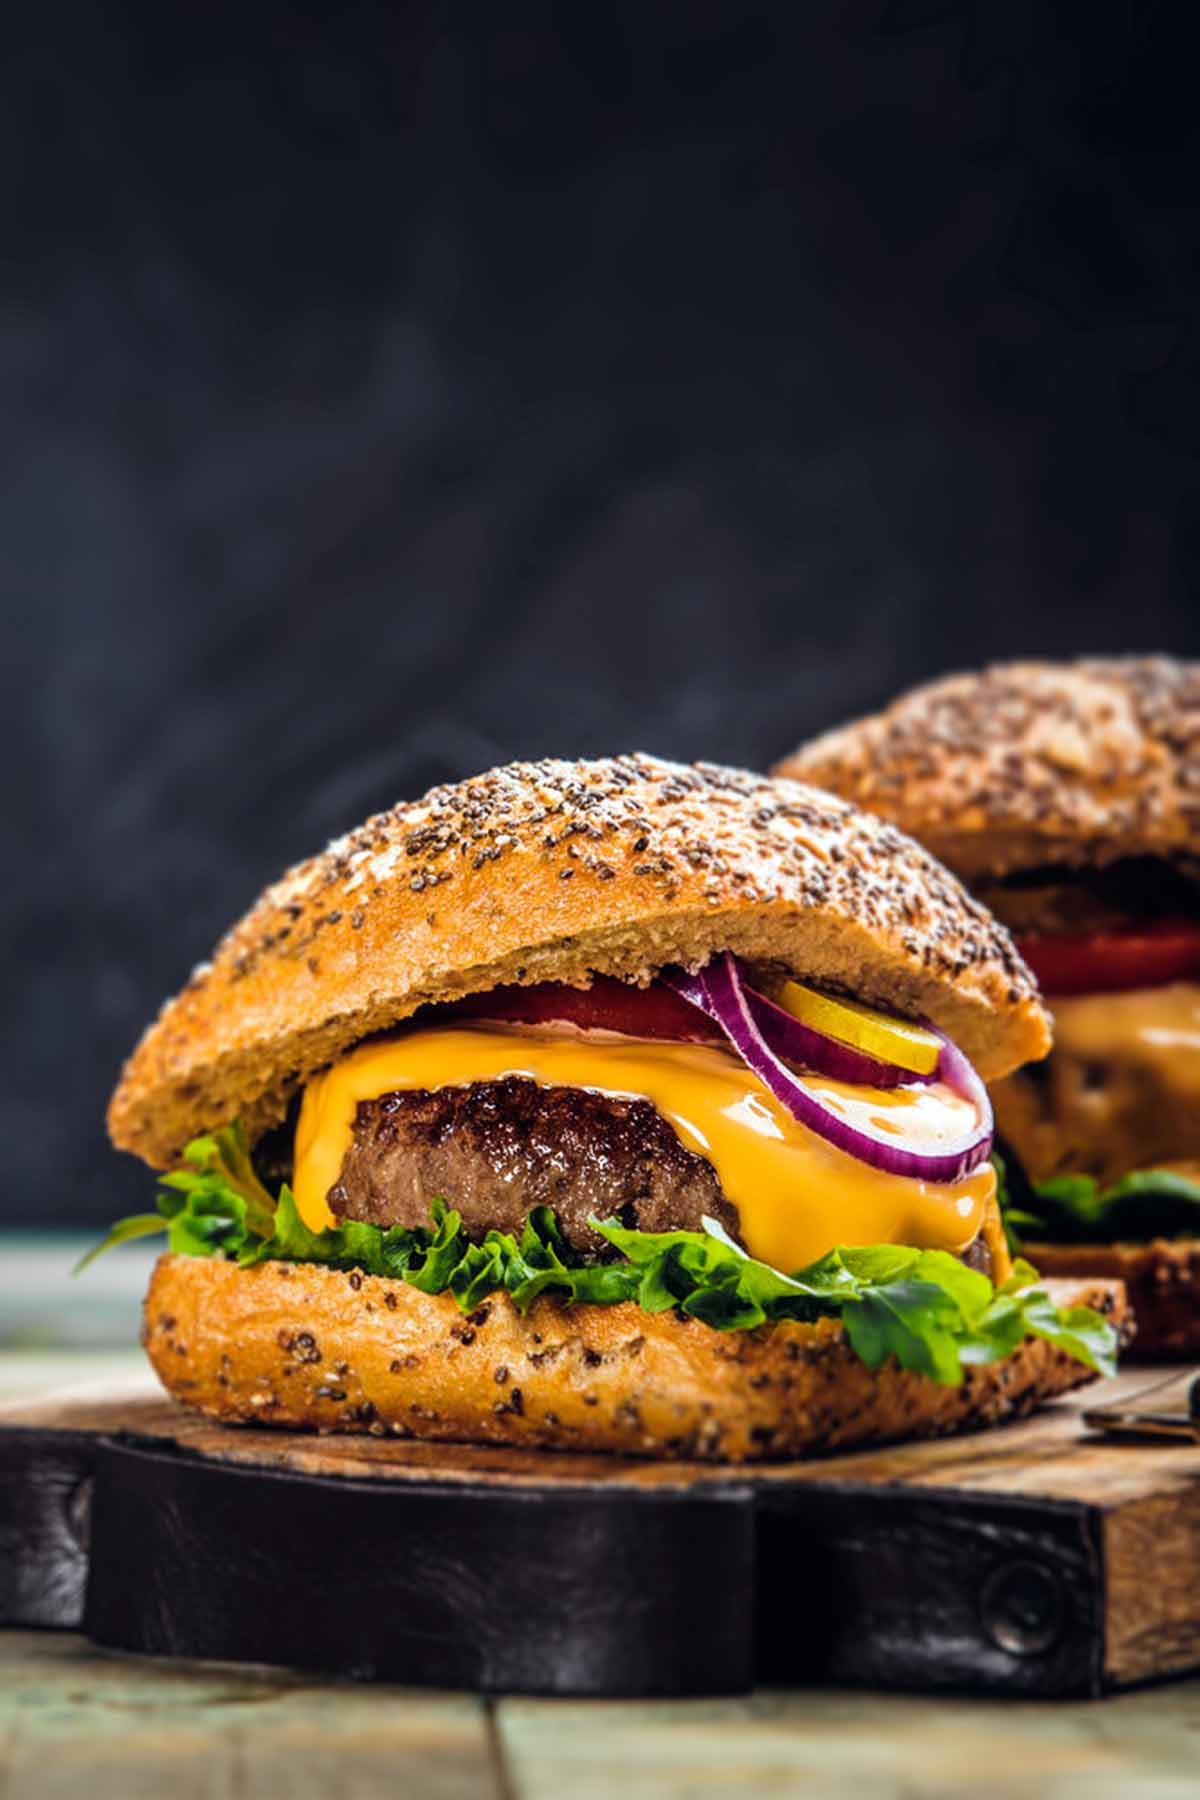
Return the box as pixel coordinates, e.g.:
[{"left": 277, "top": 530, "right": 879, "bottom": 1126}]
[
  {"left": 324, "top": 1076, "right": 998, "bottom": 1277},
  {"left": 328, "top": 1078, "right": 742, "bottom": 1254}
]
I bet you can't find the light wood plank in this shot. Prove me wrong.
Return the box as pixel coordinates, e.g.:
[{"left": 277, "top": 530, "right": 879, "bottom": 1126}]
[
  {"left": 497, "top": 1681, "right": 1200, "bottom": 1800},
  {"left": 1105, "top": 1490, "right": 1200, "bottom": 1683},
  {"left": 0, "top": 1632, "right": 499, "bottom": 1800},
  {"left": 3, "top": 1632, "right": 1199, "bottom": 1800}
]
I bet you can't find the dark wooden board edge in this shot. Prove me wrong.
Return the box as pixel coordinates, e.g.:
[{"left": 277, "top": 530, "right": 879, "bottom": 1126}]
[
  {"left": 0, "top": 1414, "right": 1185, "bottom": 1698},
  {"left": 83, "top": 1436, "right": 757, "bottom": 1696},
  {"left": 0, "top": 1427, "right": 94, "bottom": 1629},
  {"left": 756, "top": 1483, "right": 1106, "bottom": 1698}
]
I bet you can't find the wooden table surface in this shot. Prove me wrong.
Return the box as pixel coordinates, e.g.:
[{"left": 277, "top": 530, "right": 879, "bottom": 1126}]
[
  {"left": 2, "top": 1628, "right": 1199, "bottom": 1799},
  {"left": 2, "top": 1349, "right": 1199, "bottom": 1797}
]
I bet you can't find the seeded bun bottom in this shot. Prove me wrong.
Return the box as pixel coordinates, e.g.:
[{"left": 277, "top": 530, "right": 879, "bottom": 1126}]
[
  {"left": 774, "top": 657, "right": 1200, "bottom": 881},
  {"left": 144, "top": 1255, "right": 1127, "bottom": 1462},
  {"left": 109, "top": 754, "right": 1048, "bottom": 1172}
]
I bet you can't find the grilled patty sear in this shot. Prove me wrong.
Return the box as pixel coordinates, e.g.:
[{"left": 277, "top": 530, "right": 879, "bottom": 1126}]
[{"left": 329, "top": 1077, "right": 742, "bottom": 1254}]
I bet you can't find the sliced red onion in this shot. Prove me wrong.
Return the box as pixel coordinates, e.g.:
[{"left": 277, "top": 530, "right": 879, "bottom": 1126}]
[
  {"left": 661, "top": 966, "right": 933, "bottom": 1089},
  {"left": 923, "top": 1019, "right": 995, "bottom": 1137},
  {"left": 681, "top": 954, "right": 993, "bottom": 1183}
]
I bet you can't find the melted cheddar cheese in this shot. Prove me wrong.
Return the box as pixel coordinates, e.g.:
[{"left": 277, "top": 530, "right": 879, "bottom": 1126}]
[
  {"left": 293, "top": 1025, "right": 1004, "bottom": 1277},
  {"left": 992, "top": 980, "right": 1200, "bottom": 1185}
]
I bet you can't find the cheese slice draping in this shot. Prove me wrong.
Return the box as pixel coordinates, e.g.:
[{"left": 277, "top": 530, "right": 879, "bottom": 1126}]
[{"left": 293, "top": 1024, "right": 1002, "bottom": 1278}]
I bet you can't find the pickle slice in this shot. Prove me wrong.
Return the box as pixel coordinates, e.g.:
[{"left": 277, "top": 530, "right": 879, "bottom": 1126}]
[{"left": 777, "top": 979, "right": 941, "bottom": 1077}]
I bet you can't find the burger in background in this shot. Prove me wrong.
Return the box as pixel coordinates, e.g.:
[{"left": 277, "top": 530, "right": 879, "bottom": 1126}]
[
  {"left": 93, "top": 755, "right": 1120, "bottom": 1457},
  {"left": 776, "top": 657, "right": 1200, "bottom": 1354}
]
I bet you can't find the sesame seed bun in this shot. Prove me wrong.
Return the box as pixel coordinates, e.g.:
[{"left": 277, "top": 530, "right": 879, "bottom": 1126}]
[
  {"left": 108, "top": 753, "right": 1049, "bottom": 1169},
  {"left": 143, "top": 1253, "right": 1125, "bottom": 1461},
  {"left": 774, "top": 657, "right": 1200, "bottom": 882}
]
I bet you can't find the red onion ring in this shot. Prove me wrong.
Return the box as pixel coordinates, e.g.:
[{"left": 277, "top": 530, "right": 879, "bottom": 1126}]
[
  {"left": 662, "top": 966, "right": 933, "bottom": 1090},
  {"left": 680, "top": 954, "right": 993, "bottom": 1182}
]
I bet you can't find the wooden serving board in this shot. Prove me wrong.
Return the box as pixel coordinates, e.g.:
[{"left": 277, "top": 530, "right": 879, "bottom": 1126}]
[{"left": 1, "top": 1368, "right": 1198, "bottom": 1699}]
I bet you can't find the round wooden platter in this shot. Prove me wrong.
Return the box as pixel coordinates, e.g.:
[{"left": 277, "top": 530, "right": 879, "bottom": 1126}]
[{"left": 2, "top": 1369, "right": 1200, "bottom": 1698}]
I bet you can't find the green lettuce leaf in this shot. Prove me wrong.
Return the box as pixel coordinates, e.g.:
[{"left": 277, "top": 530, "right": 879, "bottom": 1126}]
[
  {"left": 998, "top": 1154, "right": 1200, "bottom": 1246},
  {"left": 81, "top": 1123, "right": 1119, "bottom": 1386},
  {"left": 72, "top": 1212, "right": 172, "bottom": 1275},
  {"left": 1017, "top": 1290, "right": 1124, "bottom": 1372},
  {"left": 842, "top": 1278, "right": 965, "bottom": 1385},
  {"left": 160, "top": 1121, "right": 277, "bottom": 1239}
]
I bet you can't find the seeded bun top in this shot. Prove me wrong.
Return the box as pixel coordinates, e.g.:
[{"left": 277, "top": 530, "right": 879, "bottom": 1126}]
[
  {"left": 775, "top": 657, "right": 1200, "bottom": 882},
  {"left": 108, "top": 753, "right": 1049, "bottom": 1169}
]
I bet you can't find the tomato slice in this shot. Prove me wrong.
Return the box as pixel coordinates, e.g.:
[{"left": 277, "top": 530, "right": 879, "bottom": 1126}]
[
  {"left": 1015, "top": 920, "right": 1200, "bottom": 997},
  {"left": 441, "top": 975, "right": 721, "bottom": 1041}
]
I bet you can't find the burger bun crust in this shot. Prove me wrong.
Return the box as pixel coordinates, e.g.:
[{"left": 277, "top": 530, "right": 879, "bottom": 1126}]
[
  {"left": 109, "top": 755, "right": 1048, "bottom": 1168},
  {"left": 775, "top": 657, "right": 1200, "bottom": 881}
]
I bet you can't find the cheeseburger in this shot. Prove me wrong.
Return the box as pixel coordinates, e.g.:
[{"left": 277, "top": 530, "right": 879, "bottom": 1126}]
[
  {"left": 99, "top": 755, "right": 1120, "bottom": 1458},
  {"left": 777, "top": 657, "right": 1200, "bottom": 1355}
]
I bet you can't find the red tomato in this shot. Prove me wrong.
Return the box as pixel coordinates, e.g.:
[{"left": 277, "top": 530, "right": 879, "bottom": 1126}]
[
  {"left": 1015, "top": 920, "right": 1200, "bottom": 997},
  {"left": 442, "top": 975, "right": 720, "bottom": 1040}
]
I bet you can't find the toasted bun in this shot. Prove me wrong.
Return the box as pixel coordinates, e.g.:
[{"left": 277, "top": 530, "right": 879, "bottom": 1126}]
[
  {"left": 109, "top": 754, "right": 1048, "bottom": 1168},
  {"left": 774, "top": 657, "right": 1200, "bottom": 881},
  {"left": 1024, "top": 1239, "right": 1199, "bottom": 1358},
  {"left": 143, "top": 1254, "right": 1126, "bottom": 1462}
]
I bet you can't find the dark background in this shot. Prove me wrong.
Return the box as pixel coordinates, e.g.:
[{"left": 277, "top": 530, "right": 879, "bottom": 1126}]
[{"left": 5, "top": 1, "right": 1199, "bottom": 1226}]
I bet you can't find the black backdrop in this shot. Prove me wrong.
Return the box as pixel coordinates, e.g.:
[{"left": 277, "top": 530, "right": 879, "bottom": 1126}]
[{"left": 6, "top": 2, "right": 1200, "bottom": 1225}]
